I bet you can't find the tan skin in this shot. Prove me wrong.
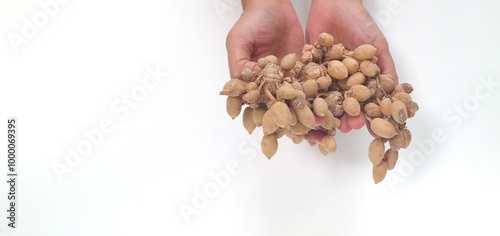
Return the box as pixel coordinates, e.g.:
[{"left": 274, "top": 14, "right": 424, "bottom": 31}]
[
  {"left": 226, "top": 0, "right": 398, "bottom": 144},
  {"left": 226, "top": 0, "right": 304, "bottom": 80}
]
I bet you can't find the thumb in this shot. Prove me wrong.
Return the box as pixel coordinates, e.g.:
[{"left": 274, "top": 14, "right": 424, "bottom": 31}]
[
  {"left": 373, "top": 40, "right": 399, "bottom": 84},
  {"left": 225, "top": 28, "right": 258, "bottom": 80}
]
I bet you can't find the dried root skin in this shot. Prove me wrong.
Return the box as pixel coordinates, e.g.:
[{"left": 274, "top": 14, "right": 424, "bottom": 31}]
[{"left": 219, "top": 34, "right": 419, "bottom": 184}]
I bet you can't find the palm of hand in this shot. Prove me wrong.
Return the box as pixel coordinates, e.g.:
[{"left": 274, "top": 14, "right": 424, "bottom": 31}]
[
  {"left": 307, "top": 4, "right": 380, "bottom": 48},
  {"left": 226, "top": 2, "right": 305, "bottom": 78},
  {"left": 306, "top": 2, "right": 396, "bottom": 79},
  {"left": 304, "top": 2, "right": 397, "bottom": 134}
]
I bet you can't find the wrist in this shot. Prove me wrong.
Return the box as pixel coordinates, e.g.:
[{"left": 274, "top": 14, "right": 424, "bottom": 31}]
[
  {"left": 242, "top": 0, "right": 292, "bottom": 10},
  {"left": 311, "top": 0, "right": 363, "bottom": 8}
]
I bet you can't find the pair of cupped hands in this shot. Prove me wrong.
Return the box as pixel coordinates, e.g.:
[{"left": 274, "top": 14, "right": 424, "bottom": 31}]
[{"left": 226, "top": 0, "right": 398, "bottom": 144}]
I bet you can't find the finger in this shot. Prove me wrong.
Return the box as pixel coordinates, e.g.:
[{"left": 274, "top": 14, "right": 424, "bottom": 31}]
[
  {"left": 365, "top": 121, "right": 377, "bottom": 138},
  {"left": 347, "top": 112, "right": 366, "bottom": 130},
  {"left": 305, "top": 26, "right": 322, "bottom": 45},
  {"left": 304, "top": 14, "right": 317, "bottom": 44},
  {"left": 305, "top": 130, "right": 327, "bottom": 146},
  {"left": 305, "top": 1, "right": 336, "bottom": 44},
  {"left": 373, "top": 39, "right": 399, "bottom": 84},
  {"left": 339, "top": 114, "right": 352, "bottom": 133},
  {"left": 225, "top": 27, "right": 259, "bottom": 79},
  {"left": 305, "top": 21, "right": 331, "bottom": 45},
  {"left": 314, "top": 114, "right": 326, "bottom": 127}
]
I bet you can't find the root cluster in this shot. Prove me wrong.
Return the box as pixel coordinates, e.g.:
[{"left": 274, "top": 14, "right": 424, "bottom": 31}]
[{"left": 220, "top": 33, "right": 419, "bottom": 183}]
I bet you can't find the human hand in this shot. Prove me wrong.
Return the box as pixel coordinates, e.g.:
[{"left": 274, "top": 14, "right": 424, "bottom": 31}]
[
  {"left": 226, "top": 0, "right": 305, "bottom": 79},
  {"left": 305, "top": 0, "right": 398, "bottom": 136}
]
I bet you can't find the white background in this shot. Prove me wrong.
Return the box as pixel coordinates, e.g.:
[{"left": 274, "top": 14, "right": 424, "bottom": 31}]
[{"left": 1, "top": 0, "right": 500, "bottom": 235}]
